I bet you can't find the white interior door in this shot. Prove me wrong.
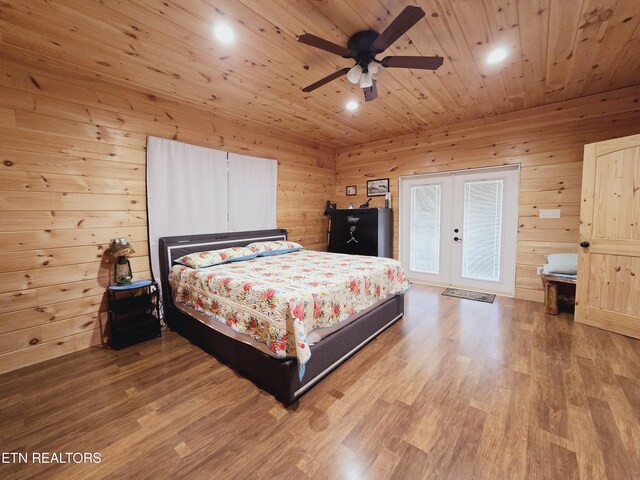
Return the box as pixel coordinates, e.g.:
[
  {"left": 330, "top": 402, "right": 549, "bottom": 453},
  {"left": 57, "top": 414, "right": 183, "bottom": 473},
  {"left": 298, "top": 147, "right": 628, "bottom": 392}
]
[{"left": 400, "top": 166, "right": 519, "bottom": 296}]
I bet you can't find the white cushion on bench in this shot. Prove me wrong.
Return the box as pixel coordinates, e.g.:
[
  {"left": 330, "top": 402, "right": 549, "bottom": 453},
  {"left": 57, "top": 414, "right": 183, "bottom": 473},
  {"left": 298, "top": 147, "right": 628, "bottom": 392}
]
[{"left": 542, "top": 253, "right": 578, "bottom": 275}]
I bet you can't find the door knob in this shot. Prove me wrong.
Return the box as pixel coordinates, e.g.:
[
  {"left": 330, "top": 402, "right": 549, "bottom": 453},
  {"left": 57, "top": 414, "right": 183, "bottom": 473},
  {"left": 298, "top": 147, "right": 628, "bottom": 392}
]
[
  {"left": 580, "top": 241, "right": 590, "bottom": 248},
  {"left": 454, "top": 236, "right": 462, "bottom": 242}
]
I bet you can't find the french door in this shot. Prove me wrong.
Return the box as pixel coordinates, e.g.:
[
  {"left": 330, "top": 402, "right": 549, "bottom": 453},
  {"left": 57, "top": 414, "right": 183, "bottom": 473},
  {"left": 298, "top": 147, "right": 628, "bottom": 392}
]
[{"left": 399, "top": 166, "right": 519, "bottom": 295}]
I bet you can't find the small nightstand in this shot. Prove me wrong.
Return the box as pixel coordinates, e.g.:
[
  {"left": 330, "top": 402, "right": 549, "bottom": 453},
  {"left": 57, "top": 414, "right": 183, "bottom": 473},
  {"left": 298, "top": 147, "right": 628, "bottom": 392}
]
[{"left": 107, "top": 280, "right": 161, "bottom": 349}]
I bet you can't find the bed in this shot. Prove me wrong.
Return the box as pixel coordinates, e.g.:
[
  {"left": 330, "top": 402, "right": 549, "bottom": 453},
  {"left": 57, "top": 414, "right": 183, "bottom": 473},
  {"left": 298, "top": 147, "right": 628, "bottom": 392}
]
[{"left": 159, "top": 229, "right": 408, "bottom": 405}]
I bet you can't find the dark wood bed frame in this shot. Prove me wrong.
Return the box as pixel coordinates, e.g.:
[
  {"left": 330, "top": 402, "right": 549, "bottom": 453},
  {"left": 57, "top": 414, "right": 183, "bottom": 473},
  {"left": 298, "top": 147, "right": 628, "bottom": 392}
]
[{"left": 159, "top": 229, "right": 405, "bottom": 405}]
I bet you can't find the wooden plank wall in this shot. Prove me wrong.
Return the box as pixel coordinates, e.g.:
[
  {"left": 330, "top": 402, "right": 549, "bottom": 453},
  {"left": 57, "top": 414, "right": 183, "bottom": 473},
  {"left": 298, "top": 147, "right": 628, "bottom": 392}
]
[
  {"left": 0, "top": 54, "right": 335, "bottom": 374},
  {"left": 335, "top": 85, "right": 640, "bottom": 303}
]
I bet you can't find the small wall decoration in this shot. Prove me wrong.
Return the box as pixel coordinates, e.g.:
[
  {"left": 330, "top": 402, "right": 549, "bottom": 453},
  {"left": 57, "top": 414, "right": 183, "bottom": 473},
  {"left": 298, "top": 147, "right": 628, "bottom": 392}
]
[
  {"left": 367, "top": 178, "right": 390, "bottom": 196},
  {"left": 346, "top": 185, "right": 357, "bottom": 196}
]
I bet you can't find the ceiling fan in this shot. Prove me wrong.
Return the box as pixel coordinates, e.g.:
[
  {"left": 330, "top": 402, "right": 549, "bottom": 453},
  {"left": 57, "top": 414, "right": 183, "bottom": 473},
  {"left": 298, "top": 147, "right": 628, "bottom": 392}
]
[{"left": 297, "top": 5, "right": 444, "bottom": 102}]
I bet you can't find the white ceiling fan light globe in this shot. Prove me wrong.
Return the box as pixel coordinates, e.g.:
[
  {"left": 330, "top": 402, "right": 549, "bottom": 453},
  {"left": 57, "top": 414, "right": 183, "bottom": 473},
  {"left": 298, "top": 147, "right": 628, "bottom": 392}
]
[
  {"left": 346, "top": 64, "right": 363, "bottom": 84},
  {"left": 368, "top": 61, "right": 381, "bottom": 79},
  {"left": 359, "top": 72, "right": 373, "bottom": 89}
]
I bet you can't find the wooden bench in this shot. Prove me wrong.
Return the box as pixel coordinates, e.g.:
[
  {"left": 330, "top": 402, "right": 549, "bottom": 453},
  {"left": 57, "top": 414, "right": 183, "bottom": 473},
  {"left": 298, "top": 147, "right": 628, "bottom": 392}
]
[{"left": 541, "top": 273, "right": 577, "bottom": 315}]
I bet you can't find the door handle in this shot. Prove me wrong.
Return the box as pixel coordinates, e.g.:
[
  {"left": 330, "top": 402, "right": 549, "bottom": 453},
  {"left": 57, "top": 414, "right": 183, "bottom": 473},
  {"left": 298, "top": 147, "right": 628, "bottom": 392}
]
[
  {"left": 580, "top": 241, "right": 590, "bottom": 248},
  {"left": 454, "top": 236, "right": 462, "bottom": 242}
]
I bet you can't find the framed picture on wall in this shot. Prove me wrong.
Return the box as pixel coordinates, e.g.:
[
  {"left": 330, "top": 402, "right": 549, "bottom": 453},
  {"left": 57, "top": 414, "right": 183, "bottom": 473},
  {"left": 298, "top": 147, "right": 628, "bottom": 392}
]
[
  {"left": 346, "top": 185, "right": 357, "bottom": 196},
  {"left": 367, "top": 178, "right": 389, "bottom": 196}
]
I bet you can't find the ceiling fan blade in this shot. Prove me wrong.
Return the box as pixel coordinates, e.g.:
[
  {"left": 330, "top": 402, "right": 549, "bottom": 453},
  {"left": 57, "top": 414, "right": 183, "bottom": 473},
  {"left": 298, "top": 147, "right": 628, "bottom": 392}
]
[
  {"left": 302, "top": 67, "right": 350, "bottom": 92},
  {"left": 297, "top": 33, "right": 354, "bottom": 58},
  {"left": 363, "top": 80, "right": 378, "bottom": 102},
  {"left": 371, "top": 6, "right": 426, "bottom": 53},
  {"left": 380, "top": 55, "right": 444, "bottom": 70}
]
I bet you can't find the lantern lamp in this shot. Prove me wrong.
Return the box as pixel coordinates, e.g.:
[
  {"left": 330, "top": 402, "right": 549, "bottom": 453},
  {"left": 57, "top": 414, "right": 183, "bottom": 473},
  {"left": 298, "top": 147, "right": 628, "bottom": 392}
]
[{"left": 104, "top": 238, "right": 135, "bottom": 285}]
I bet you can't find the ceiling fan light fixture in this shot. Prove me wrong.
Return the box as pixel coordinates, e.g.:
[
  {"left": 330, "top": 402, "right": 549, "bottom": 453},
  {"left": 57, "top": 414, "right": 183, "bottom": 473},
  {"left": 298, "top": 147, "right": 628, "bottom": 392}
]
[
  {"left": 345, "top": 100, "right": 359, "bottom": 111},
  {"left": 213, "top": 22, "right": 235, "bottom": 45},
  {"left": 487, "top": 47, "right": 508, "bottom": 64},
  {"left": 359, "top": 72, "right": 373, "bottom": 89},
  {"left": 296, "top": 6, "right": 444, "bottom": 100},
  {"left": 346, "top": 64, "right": 363, "bottom": 84}
]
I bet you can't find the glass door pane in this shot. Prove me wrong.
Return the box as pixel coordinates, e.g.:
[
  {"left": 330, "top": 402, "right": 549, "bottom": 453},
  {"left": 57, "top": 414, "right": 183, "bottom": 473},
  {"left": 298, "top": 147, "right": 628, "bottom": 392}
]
[
  {"left": 410, "top": 185, "right": 441, "bottom": 274},
  {"left": 461, "top": 180, "right": 504, "bottom": 281}
]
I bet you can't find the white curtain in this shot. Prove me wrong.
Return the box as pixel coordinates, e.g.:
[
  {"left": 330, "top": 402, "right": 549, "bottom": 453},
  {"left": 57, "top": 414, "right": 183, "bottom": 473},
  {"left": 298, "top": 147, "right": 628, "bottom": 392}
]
[
  {"left": 228, "top": 152, "right": 277, "bottom": 231},
  {"left": 146, "top": 138, "right": 278, "bottom": 290},
  {"left": 147, "top": 136, "right": 229, "bottom": 284}
]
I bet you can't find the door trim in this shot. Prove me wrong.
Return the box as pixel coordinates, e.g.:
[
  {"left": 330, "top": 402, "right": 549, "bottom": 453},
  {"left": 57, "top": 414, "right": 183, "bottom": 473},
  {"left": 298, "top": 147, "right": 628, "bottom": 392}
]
[{"left": 398, "top": 164, "right": 522, "bottom": 181}]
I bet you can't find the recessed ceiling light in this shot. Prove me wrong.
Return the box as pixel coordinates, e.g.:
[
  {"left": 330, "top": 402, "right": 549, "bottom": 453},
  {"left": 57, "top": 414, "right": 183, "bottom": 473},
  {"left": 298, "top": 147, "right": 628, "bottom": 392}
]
[
  {"left": 213, "top": 23, "right": 235, "bottom": 44},
  {"left": 345, "top": 100, "right": 359, "bottom": 111},
  {"left": 487, "top": 47, "right": 508, "bottom": 64}
]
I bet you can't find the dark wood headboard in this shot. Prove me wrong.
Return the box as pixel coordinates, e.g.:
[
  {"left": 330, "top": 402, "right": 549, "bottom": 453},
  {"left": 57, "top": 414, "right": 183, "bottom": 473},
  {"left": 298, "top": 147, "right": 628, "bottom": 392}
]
[{"left": 158, "top": 229, "right": 287, "bottom": 306}]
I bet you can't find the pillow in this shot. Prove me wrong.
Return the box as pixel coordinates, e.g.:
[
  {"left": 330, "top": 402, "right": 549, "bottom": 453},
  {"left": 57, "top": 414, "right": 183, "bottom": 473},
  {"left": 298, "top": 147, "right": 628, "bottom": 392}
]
[
  {"left": 247, "top": 241, "right": 303, "bottom": 257},
  {"left": 176, "top": 246, "right": 257, "bottom": 269},
  {"left": 542, "top": 253, "right": 578, "bottom": 275}
]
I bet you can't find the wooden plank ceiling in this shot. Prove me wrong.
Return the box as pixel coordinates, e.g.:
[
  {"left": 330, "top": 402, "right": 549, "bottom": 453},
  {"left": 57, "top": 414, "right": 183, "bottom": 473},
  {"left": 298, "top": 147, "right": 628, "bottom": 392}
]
[{"left": 1, "top": 0, "right": 639, "bottom": 148}]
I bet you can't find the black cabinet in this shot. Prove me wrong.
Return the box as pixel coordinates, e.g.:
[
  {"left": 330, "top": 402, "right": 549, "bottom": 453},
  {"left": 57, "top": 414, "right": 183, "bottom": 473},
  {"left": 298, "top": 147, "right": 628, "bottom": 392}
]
[
  {"left": 328, "top": 208, "right": 392, "bottom": 257},
  {"left": 107, "top": 280, "right": 161, "bottom": 349}
]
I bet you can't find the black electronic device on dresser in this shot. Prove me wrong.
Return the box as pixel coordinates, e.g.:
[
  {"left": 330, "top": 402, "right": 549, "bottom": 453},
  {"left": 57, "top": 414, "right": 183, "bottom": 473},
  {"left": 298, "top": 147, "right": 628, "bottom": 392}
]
[
  {"left": 328, "top": 208, "right": 392, "bottom": 257},
  {"left": 107, "top": 280, "right": 162, "bottom": 349}
]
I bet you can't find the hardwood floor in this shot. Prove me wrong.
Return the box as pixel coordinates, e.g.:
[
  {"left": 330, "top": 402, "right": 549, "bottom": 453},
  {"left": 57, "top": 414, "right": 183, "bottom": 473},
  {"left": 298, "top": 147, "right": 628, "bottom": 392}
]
[{"left": 1, "top": 283, "right": 640, "bottom": 479}]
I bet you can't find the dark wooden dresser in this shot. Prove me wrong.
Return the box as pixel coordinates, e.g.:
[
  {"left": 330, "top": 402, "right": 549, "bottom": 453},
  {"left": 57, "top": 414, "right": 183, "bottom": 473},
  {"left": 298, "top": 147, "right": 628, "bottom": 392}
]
[{"left": 328, "top": 208, "right": 392, "bottom": 257}]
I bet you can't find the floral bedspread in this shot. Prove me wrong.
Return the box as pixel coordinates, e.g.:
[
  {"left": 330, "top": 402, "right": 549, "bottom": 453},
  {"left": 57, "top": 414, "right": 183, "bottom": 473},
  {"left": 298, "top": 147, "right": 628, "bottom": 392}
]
[{"left": 168, "top": 250, "right": 410, "bottom": 373}]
